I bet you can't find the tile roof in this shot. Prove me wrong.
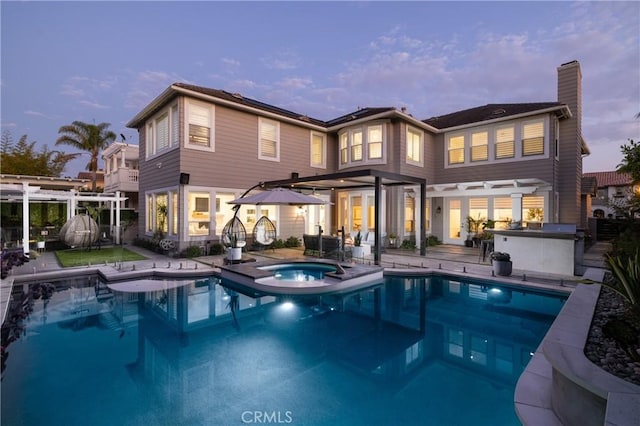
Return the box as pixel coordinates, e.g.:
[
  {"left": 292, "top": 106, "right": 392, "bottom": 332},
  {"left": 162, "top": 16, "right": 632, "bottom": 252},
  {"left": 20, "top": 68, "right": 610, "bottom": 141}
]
[
  {"left": 423, "top": 102, "right": 566, "bottom": 129},
  {"left": 583, "top": 171, "right": 633, "bottom": 187}
]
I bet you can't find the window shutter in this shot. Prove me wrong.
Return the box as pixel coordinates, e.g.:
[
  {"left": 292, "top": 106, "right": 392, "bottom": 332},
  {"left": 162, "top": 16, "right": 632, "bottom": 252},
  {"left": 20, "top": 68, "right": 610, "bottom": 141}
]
[
  {"left": 156, "top": 114, "right": 168, "bottom": 151},
  {"left": 171, "top": 105, "right": 179, "bottom": 146}
]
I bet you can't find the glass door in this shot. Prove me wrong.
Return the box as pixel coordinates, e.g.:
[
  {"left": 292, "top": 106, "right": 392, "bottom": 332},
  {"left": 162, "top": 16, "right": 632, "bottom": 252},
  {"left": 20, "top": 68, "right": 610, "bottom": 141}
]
[{"left": 445, "top": 198, "right": 463, "bottom": 245}]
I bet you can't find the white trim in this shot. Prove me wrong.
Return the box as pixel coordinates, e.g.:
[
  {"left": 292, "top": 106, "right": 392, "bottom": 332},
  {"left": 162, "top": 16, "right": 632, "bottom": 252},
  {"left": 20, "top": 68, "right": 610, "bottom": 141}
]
[
  {"left": 258, "top": 117, "right": 280, "bottom": 162},
  {"left": 406, "top": 125, "right": 424, "bottom": 167},
  {"left": 184, "top": 99, "right": 215, "bottom": 153},
  {"left": 310, "top": 131, "right": 327, "bottom": 169}
]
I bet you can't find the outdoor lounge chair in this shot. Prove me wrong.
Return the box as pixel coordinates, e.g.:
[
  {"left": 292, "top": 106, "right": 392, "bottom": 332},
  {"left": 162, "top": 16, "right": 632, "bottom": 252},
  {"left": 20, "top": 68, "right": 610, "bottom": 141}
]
[{"left": 252, "top": 216, "right": 276, "bottom": 251}]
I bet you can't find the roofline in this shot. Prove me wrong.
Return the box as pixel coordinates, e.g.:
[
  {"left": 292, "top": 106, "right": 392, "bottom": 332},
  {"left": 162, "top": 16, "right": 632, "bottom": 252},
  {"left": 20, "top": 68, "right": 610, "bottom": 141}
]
[
  {"left": 327, "top": 109, "right": 440, "bottom": 133},
  {"left": 262, "top": 168, "right": 425, "bottom": 191},
  {"left": 431, "top": 105, "right": 572, "bottom": 132},
  {"left": 0, "top": 174, "right": 89, "bottom": 184},
  {"left": 127, "top": 85, "right": 327, "bottom": 131}
]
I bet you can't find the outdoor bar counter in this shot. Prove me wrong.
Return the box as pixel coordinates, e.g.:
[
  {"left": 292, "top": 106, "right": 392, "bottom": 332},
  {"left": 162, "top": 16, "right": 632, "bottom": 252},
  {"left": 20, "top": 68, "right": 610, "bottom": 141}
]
[{"left": 491, "top": 224, "right": 582, "bottom": 276}]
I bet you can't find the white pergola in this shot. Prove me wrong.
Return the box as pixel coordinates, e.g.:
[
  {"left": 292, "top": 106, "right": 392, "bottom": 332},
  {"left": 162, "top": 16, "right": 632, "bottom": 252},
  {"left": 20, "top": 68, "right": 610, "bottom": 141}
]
[{"left": 0, "top": 175, "right": 127, "bottom": 255}]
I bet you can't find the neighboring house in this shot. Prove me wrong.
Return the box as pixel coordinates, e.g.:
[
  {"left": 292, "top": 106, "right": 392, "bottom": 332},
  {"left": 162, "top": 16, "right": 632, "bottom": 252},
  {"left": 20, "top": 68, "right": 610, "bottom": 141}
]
[
  {"left": 126, "top": 60, "right": 589, "bottom": 252},
  {"left": 583, "top": 171, "right": 637, "bottom": 218},
  {"left": 102, "top": 141, "right": 140, "bottom": 211},
  {"left": 76, "top": 170, "right": 105, "bottom": 190}
]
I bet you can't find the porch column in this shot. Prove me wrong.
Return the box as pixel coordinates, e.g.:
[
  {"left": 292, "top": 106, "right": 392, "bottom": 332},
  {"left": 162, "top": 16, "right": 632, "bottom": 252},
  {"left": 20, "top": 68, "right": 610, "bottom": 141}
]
[
  {"left": 120, "top": 148, "right": 126, "bottom": 168},
  {"left": 374, "top": 176, "right": 381, "bottom": 265},
  {"left": 21, "top": 183, "right": 30, "bottom": 256},
  {"left": 420, "top": 181, "right": 426, "bottom": 256},
  {"left": 114, "top": 191, "right": 122, "bottom": 245},
  {"left": 511, "top": 193, "right": 523, "bottom": 223}
]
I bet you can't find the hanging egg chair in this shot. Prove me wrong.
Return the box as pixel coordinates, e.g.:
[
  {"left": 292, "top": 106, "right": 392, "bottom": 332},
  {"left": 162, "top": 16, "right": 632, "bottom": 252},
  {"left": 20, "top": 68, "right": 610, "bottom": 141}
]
[
  {"left": 221, "top": 216, "right": 247, "bottom": 248},
  {"left": 252, "top": 216, "right": 276, "bottom": 248}
]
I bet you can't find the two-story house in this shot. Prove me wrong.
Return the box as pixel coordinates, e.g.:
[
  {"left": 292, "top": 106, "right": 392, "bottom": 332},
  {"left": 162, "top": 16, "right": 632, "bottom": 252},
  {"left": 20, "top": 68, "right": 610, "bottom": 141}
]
[
  {"left": 583, "top": 171, "right": 637, "bottom": 218},
  {"left": 126, "top": 60, "right": 588, "bottom": 254}
]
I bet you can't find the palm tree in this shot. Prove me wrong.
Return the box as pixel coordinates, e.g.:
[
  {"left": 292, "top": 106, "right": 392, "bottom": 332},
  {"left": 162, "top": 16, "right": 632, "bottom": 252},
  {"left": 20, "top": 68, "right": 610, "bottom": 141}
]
[{"left": 56, "top": 121, "right": 116, "bottom": 191}]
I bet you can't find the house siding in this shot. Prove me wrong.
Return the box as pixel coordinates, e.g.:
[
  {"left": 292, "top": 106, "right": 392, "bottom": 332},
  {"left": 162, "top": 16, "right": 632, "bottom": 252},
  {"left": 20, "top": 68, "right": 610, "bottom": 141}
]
[{"left": 557, "top": 61, "right": 582, "bottom": 225}]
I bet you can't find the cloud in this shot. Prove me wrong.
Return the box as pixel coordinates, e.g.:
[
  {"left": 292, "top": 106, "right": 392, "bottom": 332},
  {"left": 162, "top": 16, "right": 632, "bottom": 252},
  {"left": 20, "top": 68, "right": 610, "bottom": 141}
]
[
  {"left": 24, "top": 110, "right": 55, "bottom": 119},
  {"left": 261, "top": 50, "right": 300, "bottom": 70},
  {"left": 221, "top": 57, "right": 240, "bottom": 67},
  {"left": 78, "top": 100, "right": 109, "bottom": 110},
  {"left": 123, "top": 70, "right": 190, "bottom": 110}
]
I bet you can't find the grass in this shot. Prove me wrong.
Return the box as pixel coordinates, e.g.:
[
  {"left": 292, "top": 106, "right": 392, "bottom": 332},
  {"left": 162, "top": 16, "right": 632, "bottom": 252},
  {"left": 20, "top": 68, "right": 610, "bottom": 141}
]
[{"left": 54, "top": 246, "right": 148, "bottom": 267}]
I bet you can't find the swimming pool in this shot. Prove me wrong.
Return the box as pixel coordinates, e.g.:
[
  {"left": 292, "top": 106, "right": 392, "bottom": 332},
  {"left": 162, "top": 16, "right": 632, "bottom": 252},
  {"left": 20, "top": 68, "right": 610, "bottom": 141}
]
[{"left": 1, "top": 273, "right": 567, "bottom": 425}]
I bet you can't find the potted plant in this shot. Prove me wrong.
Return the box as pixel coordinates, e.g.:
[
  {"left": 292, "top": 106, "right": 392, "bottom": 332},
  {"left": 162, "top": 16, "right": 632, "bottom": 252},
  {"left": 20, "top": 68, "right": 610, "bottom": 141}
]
[
  {"left": 227, "top": 233, "right": 243, "bottom": 261},
  {"left": 388, "top": 233, "right": 397, "bottom": 248},
  {"left": 352, "top": 231, "right": 365, "bottom": 258},
  {"left": 490, "top": 252, "right": 512, "bottom": 276},
  {"left": 36, "top": 235, "right": 45, "bottom": 250},
  {"left": 465, "top": 215, "right": 484, "bottom": 247}
]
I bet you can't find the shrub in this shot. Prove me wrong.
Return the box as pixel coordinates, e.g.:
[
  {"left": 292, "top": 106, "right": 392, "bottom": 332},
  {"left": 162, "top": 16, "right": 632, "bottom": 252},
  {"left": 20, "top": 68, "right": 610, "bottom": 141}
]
[
  {"left": 209, "top": 243, "right": 224, "bottom": 255},
  {"left": 400, "top": 238, "right": 416, "bottom": 250},
  {"left": 426, "top": 235, "right": 441, "bottom": 246},
  {"left": 284, "top": 236, "right": 300, "bottom": 248},
  {"left": 181, "top": 245, "right": 202, "bottom": 258},
  {"left": 602, "top": 250, "right": 640, "bottom": 314}
]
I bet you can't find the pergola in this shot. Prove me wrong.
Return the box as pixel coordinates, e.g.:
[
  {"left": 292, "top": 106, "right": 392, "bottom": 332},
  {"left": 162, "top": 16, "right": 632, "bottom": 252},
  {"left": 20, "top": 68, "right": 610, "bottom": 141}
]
[
  {"left": 261, "top": 169, "right": 427, "bottom": 265},
  {"left": 0, "top": 174, "right": 127, "bottom": 255}
]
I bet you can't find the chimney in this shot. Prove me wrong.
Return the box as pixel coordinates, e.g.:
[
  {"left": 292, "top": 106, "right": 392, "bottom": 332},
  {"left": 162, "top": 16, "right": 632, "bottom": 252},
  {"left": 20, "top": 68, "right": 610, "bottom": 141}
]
[{"left": 556, "top": 60, "right": 583, "bottom": 225}]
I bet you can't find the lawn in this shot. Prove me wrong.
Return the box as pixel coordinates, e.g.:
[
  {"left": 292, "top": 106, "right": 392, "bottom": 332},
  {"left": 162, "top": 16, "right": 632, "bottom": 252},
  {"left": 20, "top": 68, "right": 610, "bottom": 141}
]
[{"left": 55, "top": 246, "right": 148, "bottom": 267}]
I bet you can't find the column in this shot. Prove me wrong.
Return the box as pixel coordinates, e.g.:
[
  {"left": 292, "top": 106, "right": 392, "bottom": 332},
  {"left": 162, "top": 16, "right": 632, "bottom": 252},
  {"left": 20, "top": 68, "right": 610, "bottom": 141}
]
[{"left": 511, "top": 193, "right": 523, "bottom": 223}]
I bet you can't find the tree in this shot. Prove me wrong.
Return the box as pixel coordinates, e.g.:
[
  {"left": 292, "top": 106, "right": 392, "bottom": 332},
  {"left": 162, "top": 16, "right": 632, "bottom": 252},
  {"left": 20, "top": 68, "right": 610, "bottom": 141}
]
[
  {"left": 56, "top": 121, "right": 116, "bottom": 191},
  {"left": 617, "top": 138, "right": 640, "bottom": 183},
  {"left": 0, "top": 131, "right": 79, "bottom": 176}
]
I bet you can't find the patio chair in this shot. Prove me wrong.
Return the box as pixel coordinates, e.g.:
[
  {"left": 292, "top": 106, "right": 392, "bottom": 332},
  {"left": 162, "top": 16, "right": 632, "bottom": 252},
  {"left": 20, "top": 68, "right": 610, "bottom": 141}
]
[{"left": 252, "top": 216, "right": 276, "bottom": 251}]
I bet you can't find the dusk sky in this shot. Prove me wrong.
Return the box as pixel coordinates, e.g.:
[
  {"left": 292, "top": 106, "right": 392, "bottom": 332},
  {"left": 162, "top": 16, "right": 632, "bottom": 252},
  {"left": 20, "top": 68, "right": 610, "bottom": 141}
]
[{"left": 2, "top": 1, "right": 639, "bottom": 177}]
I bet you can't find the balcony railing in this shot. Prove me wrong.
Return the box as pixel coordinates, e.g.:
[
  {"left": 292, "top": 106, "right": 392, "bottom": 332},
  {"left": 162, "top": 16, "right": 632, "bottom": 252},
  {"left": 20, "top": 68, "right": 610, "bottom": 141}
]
[{"left": 104, "top": 168, "right": 139, "bottom": 192}]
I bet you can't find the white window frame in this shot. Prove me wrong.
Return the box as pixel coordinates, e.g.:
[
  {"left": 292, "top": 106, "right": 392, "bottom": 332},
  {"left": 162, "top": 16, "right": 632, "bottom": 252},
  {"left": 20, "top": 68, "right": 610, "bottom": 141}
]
[
  {"left": 367, "top": 124, "right": 383, "bottom": 160},
  {"left": 185, "top": 99, "right": 215, "bottom": 152},
  {"left": 470, "top": 130, "right": 488, "bottom": 162},
  {"left": 258, "top": 117, "right": 280, "bottom": 161},
  {"left": 447, "top": 134, "right": 465, "bottom": 165},
  {"left": 339, "top": 132, "right": 348, "bottom": 165},
  {"left": 406, "top": 125, "right": 423, "bottom": 166},
  {"left": 145, "top": 102, "right": 179, "bottom": 159},
  {"left": 351, "top": 128, "right": 363, "bottom": 162},
  {"left": 521, "top": 119, "right": 545, "bottom": 156},
  {"left": 495, "top": 125, "right": 515, "bottom": 159},
  {"left": 310, "top": 131, "right": 326, "bottom": 169}
]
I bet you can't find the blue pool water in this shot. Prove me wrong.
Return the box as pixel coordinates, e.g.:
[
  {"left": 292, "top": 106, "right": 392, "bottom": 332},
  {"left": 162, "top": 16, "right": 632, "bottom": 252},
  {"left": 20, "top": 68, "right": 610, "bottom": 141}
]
[
  {"left": 258, "top": 262, "right": 337, "bottom": 281},
  {"left": 1, "top": 274, "right": 566, "bottom": 425}
]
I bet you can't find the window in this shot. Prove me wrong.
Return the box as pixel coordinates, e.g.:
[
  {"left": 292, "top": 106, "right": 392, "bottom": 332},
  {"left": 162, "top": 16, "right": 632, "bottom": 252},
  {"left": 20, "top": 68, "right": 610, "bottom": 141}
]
[
  {"left": 351, "top": 196, "right": 362, "bottom": 232},
  {"left": 146, "top": 194, "right": 153, "bottom": 232},
  {"left": 470, "top": 131, "right": 488, "bottom": 162},
  {"left": 495, "top": 126, "right": 515, "bottom": 159},
  {"left": 171, "top": 105, "right": 179, "bottom": 147},
  {"left": 493, "top": 198, "right": 512, "bottom": 229},
  {"left": 340, "top": 133, "right": 348, "bottom": 164},
  {"left": 171, "top": 191, "right": 178, "bottom": 235},
  {"left": 404, "top": 194, "right": 415, "bottom": 233},
  {"left": 522, "top": 120, "right": 544, "bottom": 156},
  {"left": 448, "top": 135, "right": 465, "bottom": 164},
  {"left": 407, "top": 126, "right": 423, "bottom": 165},
  {"left": 351, "top": 129, "right": 363, "bottom": 161},
  {"left": 188, "top": 192, "right": 210, "bottom": 236},
  {"left": 156, "top": 194, "right": 168, "bottom": 234},
  {"left": 259, "top": 118, "right": 279, "bottom": 161},
  {"left": 368, "top": 125, "right": 383, "bottom": 160},
  {"left": 523, "top": 195, "right": 544, "bottom": 224},
  {"left": 310, "top": 132, "right": 326, "bottom": 168},
  {"left": 187, "top": 101, "right": 213, "bottom": 149},
  {"left": 156, "top": 113, "right": 169, "bottom": 152}
]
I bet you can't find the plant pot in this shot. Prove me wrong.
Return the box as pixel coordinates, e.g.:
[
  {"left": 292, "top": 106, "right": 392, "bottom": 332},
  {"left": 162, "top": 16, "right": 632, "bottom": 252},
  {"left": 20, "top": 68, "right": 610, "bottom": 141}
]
[
  {"left": 388, "top": 238, "right": 396, "bottom": 248},
  {"left": 36, "top": 241, "right": 45, "bottom": 249},
  {"left": 493, "top": 260, "right": 512, "bottom": 276},
  {"left": 464, "top": 239, "right": 474, "bottom": 248},
  {"left": 352, "top": 246, "right": 365, "bottom": 258},
  {"left": 227, "top": 247, "right": 242, "bottom": 261}
]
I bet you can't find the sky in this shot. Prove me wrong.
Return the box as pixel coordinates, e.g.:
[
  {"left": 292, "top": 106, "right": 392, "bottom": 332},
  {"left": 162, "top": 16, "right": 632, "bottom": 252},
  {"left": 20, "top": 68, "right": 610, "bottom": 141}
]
[{"left": 1, "top": 1, "right": 639, "bottom": 177}]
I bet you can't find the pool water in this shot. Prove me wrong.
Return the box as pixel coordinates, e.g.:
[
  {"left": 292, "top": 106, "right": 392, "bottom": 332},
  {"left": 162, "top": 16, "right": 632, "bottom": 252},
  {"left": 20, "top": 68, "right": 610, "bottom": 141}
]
[
  {"left": 1, "top": 275, "right": 566, "bottom": 425},
  {"left": 258, "top": 262, "right": 337, "bottom": 281}
]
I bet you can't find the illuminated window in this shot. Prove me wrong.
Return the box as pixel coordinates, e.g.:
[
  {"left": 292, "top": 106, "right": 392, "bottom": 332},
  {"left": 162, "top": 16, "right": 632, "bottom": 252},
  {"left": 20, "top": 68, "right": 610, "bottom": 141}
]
[
  {"left": 493, "top": 198, "right": 512, "bottom": 229},
  {"left": 523, "top": 195, "right": 544, "bottom": 224},
  {"left": 340, "top": 133, "right": 348, "bottom": 164},
  {"left": 407, "top": 126, "right": 423, "bottom": 165},
  {"left": 404, "top": 194, "right": 415, "bottom": 233},
  {"left": 351, "top": 196, "right": 362, "bottom": 232},
  {"left": 471, "top": 131, "right": 488, "bottom": 161},
  {"left": 351, "top": 129, "right": 363, "bottom": 161},
  {"left": 188, "top": 192, "right": 210, "bottom": 236},
  {"left": 310, "top": 132, "right": 326, "bottom": 168},
  {"left": 448, "top": 135, "right": 465, "bottom": 164},
  {"left": 259, "top": 118, "right": 279, "bottom": 161},
  {"left": 522, "top": 120, "right": 544, "bottom": 156},
  {"left": 156, "top": 194, "right": 168, "bottom": 234},
  {"left": 170, "top": 191, "right": 178, "bottom": 235},
  {"left": 495, "top": 126, "right": 515, "bottom": 159},
  {"left": 368, "top": 125, "right": 383, "bottom": 160}
]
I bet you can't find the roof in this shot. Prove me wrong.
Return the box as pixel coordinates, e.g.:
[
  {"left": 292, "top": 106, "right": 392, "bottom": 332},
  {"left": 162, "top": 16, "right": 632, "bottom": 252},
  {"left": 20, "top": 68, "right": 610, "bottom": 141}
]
[
  {"left": 583, "top": 171, "right": 633, "bottom": 187},
  {"left": 423, "top": 102, "right": 570, "bottom": 130}
]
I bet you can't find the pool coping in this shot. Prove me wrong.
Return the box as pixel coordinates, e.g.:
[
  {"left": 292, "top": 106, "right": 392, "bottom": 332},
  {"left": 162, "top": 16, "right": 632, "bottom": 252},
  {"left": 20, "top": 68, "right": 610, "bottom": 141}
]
[{"left": 514, "top": 268, "right": 640, "bottom": 426}]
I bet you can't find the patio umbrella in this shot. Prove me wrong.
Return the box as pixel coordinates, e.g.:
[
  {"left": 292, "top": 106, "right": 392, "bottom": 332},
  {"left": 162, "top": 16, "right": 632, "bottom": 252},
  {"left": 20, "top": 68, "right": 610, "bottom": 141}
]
[{"left": 228, "top": 187, "right": 328, "bottom": 206}]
